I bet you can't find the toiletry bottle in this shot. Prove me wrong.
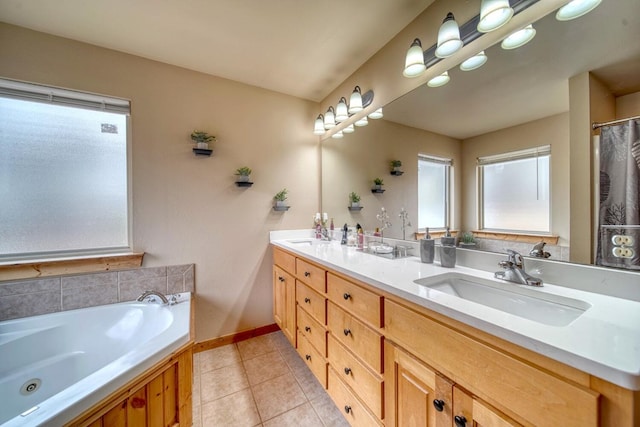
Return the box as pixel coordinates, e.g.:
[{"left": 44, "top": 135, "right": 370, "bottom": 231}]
[
  {"left": 420, "top": 227, "right": 435, "bottom": 263},
  {"left": 341, "top": 224, "right": 348, "bottom": 245},
  {"left": 439, "top": 227, "right": 456, "bottom": 267},
  {"left": 356, "top": 223, "right": 364, "bottom": 249},
  {"left": 330, "top": 218, "right": 334, "bottom": 231}
]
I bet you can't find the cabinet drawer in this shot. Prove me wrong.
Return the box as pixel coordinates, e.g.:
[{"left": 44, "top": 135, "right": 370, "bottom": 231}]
[
  {"left": 327, "top": 302, "right": 383, "bottom": 373},
  {"left": 327, "top": 367, "right": 381, "bottom": 427},
  {"left": 296, "top": 281, "right": 327, "bottom": 325},
  {"left": 297, "top": 331, "right": 327, "bottom": 388},
  {"left": 273, "top": 247, "right": 295, "bottom": 273},
  {"left": 327, "top": 334, "right": 383, "bottom": 419},
  {"left": 296, "top": 258, "right": 326, "bottom": 293},
  {"left": 327, "top": 273, "right": 382, "bottom": 328},
  {"left": 384, "top": 299, "right": 598, "bottom": 427},
  {"left": 297, "top": 305, "right": 327, "bottom": 357}
]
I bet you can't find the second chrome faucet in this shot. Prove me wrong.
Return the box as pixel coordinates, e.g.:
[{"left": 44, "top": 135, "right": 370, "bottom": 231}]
[{"left": 494, "top": 249, "right": 543, "bottom": 287}]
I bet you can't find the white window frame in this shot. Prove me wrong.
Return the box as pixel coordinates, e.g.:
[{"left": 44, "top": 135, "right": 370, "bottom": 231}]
[{"left": 418, "top": 154, "right": 452, "bottom": 231}]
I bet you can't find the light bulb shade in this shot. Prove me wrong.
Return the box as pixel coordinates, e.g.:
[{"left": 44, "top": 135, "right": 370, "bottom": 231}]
[
  {"left": 368, "top": 107, "right": 383, "bottom": 119},
  {"left": 313, "top": 114, "right": 325, "bottom": 135},
  {"left": 348, "top": 86, "right": 363, "bottom": 113},
  {"left": 324, "top": 106, "right": 336, "bottom": 129},
  {"left": 355, "top": 116, "right": 368, "bottom": 127},
  {"left": 556, "top": 0, "right": 602, "bottom": 21},
  {"left": 331, "top": 131, "right": 344, "bottom": 139},
  {"left": 403, "top": 39, "right": 426, "bottom": 78},
  {"left": 435, "top": 13, "right": 463, "bottom": 58},
  {"left": 501, "top": 24, "right": 536, "bottom": 50},
  {"left": 343, "top": 124, "right": 355, "bottom": 133},
  {"left": 335, "top": 97, "right": 349, "bottom": 122},
  {"left": 477, "top": 0, "right": 514, "bottom": 33},
  {"left": 460, "top": 51, "right": 488, "bottom": 71},
  {"left": 427, "top": 71, "right": 450, "bottom": 88}
]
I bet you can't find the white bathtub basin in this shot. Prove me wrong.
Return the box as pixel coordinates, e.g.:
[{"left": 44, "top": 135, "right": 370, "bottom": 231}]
[{"left": 414, "top": 273, "right": 590, "bottom": 327}]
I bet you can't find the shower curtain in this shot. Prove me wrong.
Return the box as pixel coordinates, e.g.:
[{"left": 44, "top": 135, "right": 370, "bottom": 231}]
[{"left": 596, "top": 119, "right": 640, "bottom": 270}]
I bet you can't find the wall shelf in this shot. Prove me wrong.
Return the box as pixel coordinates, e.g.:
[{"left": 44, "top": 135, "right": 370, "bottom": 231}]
[
  {"left": 193, "top": 148, "right": 213, "bottom": 156},
  {"left": 348, "top": 206, "right": 363, "bottom": 211},
  {"left": 371, "top": 189, "right": 385, "bottom": 194},
  {"left": 273, "top": 206, "right": 290, "bottom": 211},
  {"left": 235, "top": 182, "right": 253, "bottom": 187},
  {"left": 390, "top": 170, "right": 404, "bottom": 176}
]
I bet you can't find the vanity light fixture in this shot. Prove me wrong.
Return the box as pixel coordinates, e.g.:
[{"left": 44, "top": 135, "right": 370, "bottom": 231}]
[
  {"left": 313, "top": 114, "right": 326, "bottom": 135},
  {"left": 460, "top": 50, "right": 488, "bottom": 71},
  {"left": 501, "top": 24, "right": 536, "bottom": 50},
  {"left": 355, "top": 116, "right": 369, "bottom": 127},
  {"left": 403, "top": 39, "right": 427, "bottom": 78},
  {"left": 331, "top": 130, "right": 344, "bottom": 139},
  {"left": 368, "top": 107, "right": 384, "bottom": 119},
  {"left": 324, "top": 106, "right": 336, "bottom": 129},
  {"left": 343, "top": 124, "right": 355, "bottom": 133},
  {"left": 427, "top": 71, "right": 450, "bottom": 88},
  {"left": 477, "top": 0, "right": 514, "bottom": 33},
  {"left": 555, "top": 0, "right": 602, "bottom": 21},
  {"left": 335, "top": 97, "right": 349, "bottom": 122},
  {"left": 348, "top": 86, "right": 363, "bottom": 113},
  {"left": 435, "top": 13, "right": 464, "bottom": 58}
]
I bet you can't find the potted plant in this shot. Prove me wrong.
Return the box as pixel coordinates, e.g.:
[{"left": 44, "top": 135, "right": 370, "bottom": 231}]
[
  {"left": 190, "top": 130, "right": 216, "bottom": 149},
  {"left": 373, "top": 177, "right": 384, "bottom": 191},
  {"left": 235, "top": 166, "right": 252, "bottom": 183},
  {"left": 349, "top": 191, "right": 361, "bottom": 208},
  {"left": 459, "top": 231, "right": 476, "bottom": 247},
  {"left": 274, "top": 188, "right": 288, "bottom": 208},
  {"left": 390, "top": 160, "right": 402, "bottom": 172}
]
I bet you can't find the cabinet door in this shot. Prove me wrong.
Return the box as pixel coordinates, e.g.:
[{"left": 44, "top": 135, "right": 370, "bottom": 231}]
[
  {"left": 273, "top": 266, "right": 295, "bottom": 344},
  {"left": 453, "top": 386, "right": 522, "bottom": 427}
]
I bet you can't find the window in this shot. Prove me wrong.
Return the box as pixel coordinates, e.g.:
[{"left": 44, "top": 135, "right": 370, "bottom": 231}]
[
  {"left": 418, "top": 154, "right": 451, "bottom": 229},
  {"left": 0, "top": 78, "right": 131, "bottom": 260},
  {"left": 478, "top": 146, "right": 550, "bottom": 233}
]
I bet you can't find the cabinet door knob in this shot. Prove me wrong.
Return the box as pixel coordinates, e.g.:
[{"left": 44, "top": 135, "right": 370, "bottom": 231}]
[
  {"left": 343, "top": 292, "right": 351, "bottom": 300},
  {"left": 304, "top": 271, "right": 311, "bottom": 277},
  {"left": 454, "top": 415, "right": 467, "bottom": 427},
  {"left": 305, "top": 326, "right": 311, "bottom": 332},
  {"left": 432, "top": 399, "right": 445, "bottom": 412},
  {"left": 304, "top": 297, "right": 311, "bottom": 303},
  {"left": 344, "top": 367, "right": 352, "bottom": 375},
  {"left": 278, "top": 276, "right": 285, "bottom": 282},
  {"left": 344, "top": 405, "right": 352, "bottom": 414},
  {"left": 305, "top": 354, "right": 311, "bottom": 361},
  {"left": 343, "top": 328, "right": 351, "bottom": 336}
]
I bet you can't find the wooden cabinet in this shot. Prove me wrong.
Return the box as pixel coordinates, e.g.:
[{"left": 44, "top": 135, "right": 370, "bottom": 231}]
[
  {"left": 453, "top": 386, "right": 522, "bottom": 427},
  {"left": 273, "top": 265, "right": 295, "bottom": 345},
  {"left": 327, "top": 367, "right": 382, "bottom": 427}
]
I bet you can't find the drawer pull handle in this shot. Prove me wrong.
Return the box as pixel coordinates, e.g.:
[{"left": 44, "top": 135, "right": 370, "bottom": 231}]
[
  {"left": 278, "top": 276, "right": 285, "bottom": 282},
  {"left": 344, "top": 367, "right": 352, "bottom": 375},
  {"left": 305, "top": 326, "right": 311, "bottom": 332},
  {"left": 432, "top": 399, "right": 445, "bottom": 412},
  {"left": 343, "top": 328, "right": 351, "bottom": 336},
  {"left": 305, "top": 354, "right": 311, "bottom": 361},
  {"left": 304, "top": 271, "right": 311, "bottom": 277},
  {"left": 343, "top": 292, "right": 351, "bottom": 300},
  {"left": 304, "top": 298, "right": 311, "bottom": 304},
  {"left": 454, "top": 415, "right": 467, "bottom": 427},
  {"left": 344, "top": 405, "right": 352, "bottom": 414}
]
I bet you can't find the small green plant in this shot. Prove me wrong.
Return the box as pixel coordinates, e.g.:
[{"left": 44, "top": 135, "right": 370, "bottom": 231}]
[
  {"left": 274, "top": 188, "right": 288, "bottom": 202},
  {"left": 390, "top": 160, "right": 402, "bottom": 168},
  {"left": 190, "top": 130, "right": 216, "bottom": 143},
  {"left": 236, "top": 166, "right": 252, "bottom": 176},
  {"left": 373, "top": 177, "right": 384, "bottom": 186},
  {"left": 349, "top": 191, "right": 361, "bottom": 203},
  {"left": 460, "top": 231, "right": 476, "bottom": 244}
]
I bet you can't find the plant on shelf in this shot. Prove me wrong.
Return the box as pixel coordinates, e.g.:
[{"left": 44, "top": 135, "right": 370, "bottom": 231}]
[
  {"left": 373, "top": 177, "right": 384, "bottom": 191},
  {"left": 235, "top": 166, "right": 252, "bottom": 183},
  {"left": 390, "top": 160, "right": 402, "bottom": 171},
  {"left": 459, "top": 231, "right": 476, "bottom": 247},
  {"left": 190, "top": 130, "right": 216, "bottom": 149},
  {"left": 349, "top": 191, "right": 361, "bottom": 208},
  {"left": 274, "top": 188, "right": 288, "bottom": 207}
]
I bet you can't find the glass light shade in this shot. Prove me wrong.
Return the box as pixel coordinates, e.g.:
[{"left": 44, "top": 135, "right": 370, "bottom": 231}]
[
  {"left": 355, "top": 116, "right": 368, "bottom": 127},
  {"left": 556, "top": 0, "right": 602, "bottom": 21},
  {"left": 331, "top": 130, "right": 344, "bottom": 139},
  {"left": 427, "top": 71, "right": 450, "bottom": 88},
  {"left": 348, "top": 86, "right": 363, "bottom": 113},
  {"left": 323, "top": 106, "right": 336, "bottom": 129},
  {"left": 501, "top": 24, "right": 536, "bottom": 50},
  {"left": 477, "top": 0, "right": 514, "bottom": 33},
  {"left": 313, "top": 114, "right": 325, "bottom": 135},
  {"left": 368, "top": 107, "right": 383, "bottom": 119},
  {"left": 403, "top": 39, "right": 426, "bottom": 78},
  {"left": 460, "top": 51, "right": 488, "bottom": 71},
  {"left": 343, "top": 124, "right": 355, "bottom": 133},
  {"left": 435, "top": 13, "right": 463, "bottom": 58},
  {"left": 335, "top": 97, "right": 349, "bottom": 122}
]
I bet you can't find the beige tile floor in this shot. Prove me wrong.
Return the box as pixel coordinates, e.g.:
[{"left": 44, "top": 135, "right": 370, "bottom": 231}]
[{"left": 192, "top": 331, "right": 350, "bottom": 427}]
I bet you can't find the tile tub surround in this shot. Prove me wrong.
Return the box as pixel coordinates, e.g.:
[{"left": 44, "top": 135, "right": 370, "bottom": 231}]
[{"left": 0, "top": 264, "right": 194, "bottom": 321}]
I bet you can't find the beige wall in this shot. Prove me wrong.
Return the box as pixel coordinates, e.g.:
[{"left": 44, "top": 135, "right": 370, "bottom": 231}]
[
  {"left": 322, "top": 120, "right": 461, "bottom": 238},
  {"left": 616, "top": 91, "right": 640, "bottom": 118},
  {"left": 0, "top": 23, "right": 320, "bottom": 342},
  {"left": 461, "top": 113, "right": 570, "bottom": 246}
]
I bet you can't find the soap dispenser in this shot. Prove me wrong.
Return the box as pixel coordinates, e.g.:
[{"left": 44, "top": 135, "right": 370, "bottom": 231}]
[
  {"left": 420, "top": 228, "right": 435, "bottom": 263},
  {"left": 439, "top": 227, "right": 456, "bottom": 268}
]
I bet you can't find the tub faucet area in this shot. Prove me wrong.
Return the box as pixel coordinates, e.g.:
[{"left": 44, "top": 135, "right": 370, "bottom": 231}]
[
  {"left": 137, "top": 290, "right": 170, "bottom": 304},
  {"left": 495, "top": 249, "right": 543, "bottom": 287}
]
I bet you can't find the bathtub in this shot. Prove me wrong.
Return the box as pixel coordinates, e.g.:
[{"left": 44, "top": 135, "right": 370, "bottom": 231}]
[{"left": 0, "top": 293, "right": 191, "bottom": 426}]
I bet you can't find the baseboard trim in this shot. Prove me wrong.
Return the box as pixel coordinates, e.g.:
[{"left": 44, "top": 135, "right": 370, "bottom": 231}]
[{"left": 193, "top": 323, "right": 281, "bottom": 353}]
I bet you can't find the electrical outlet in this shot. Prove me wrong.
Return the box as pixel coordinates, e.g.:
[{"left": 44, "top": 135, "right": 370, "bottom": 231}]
[
  {"left": 611, "top": 235, "right": 635, "bottom": 246},
  {"left": 612, "top": 247, "right": 635, "bottom": 258}
]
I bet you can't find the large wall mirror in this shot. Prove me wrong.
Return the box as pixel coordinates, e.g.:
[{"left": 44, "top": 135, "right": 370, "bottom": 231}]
[{"left": 321, "top": 0, "right": 640, "bottom": 267}]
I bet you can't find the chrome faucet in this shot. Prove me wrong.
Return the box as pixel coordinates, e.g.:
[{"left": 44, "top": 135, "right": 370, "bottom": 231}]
[
  {"left": 529, "top": 241, "right": 551, "bottom": 258},
  {"left": 494, "top": 250, "right": 543, "bottom": 287},
  {"left": 137, "top": 290, "right": 170, "bottom": 304}
]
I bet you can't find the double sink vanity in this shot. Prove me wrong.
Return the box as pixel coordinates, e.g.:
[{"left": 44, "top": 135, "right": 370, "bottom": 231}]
[{"left": 271, "top": 231, "right": 640, "bottom": 427}]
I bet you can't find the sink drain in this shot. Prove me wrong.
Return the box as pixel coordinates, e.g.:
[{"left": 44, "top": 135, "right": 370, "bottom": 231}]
[{"left": 20, "top": 379, "right": 41, "bottom": 396}]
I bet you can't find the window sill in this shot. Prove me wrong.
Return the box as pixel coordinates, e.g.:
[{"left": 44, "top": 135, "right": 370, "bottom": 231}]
[
  {"left": 472, "top": 231, "right": 559, "bottom": 245},
  {"left": 0, "top": 253, "right": 145, "bottom": 282}
]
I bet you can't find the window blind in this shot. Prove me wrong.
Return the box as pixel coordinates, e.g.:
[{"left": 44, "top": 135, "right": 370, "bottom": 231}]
[{"left": 477, "top": 145, "right": 550, "bottom": 166}]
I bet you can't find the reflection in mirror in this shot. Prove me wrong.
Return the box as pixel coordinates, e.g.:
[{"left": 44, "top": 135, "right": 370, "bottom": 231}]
[{"left": 321, "top": 0, "right": 640, "bottom": 267}]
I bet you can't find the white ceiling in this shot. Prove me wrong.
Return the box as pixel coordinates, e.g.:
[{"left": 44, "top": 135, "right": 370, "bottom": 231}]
[{"left": 0, "top": 0, "right": 434, "bottom": 102}]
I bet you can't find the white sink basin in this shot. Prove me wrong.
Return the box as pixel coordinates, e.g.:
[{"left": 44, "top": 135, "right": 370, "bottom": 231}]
[{"left": 414, "top": 273, "right": 591, "bottom": 327}]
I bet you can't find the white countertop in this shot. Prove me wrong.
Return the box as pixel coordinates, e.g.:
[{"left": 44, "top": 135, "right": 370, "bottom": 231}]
[{"left": 271, "top": 234, "right": 640, "bottom": 391}]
